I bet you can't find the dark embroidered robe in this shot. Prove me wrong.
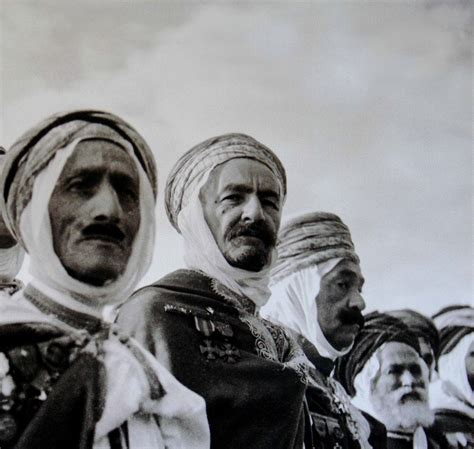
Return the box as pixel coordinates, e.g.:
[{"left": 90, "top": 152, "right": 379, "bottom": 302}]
[
  {"left": 118, "top": 269, "right": 307, "bottom": 449},
  {"left": 299, "top": 336, "right": 387, "bottom": 449},
  {"left": 0, "top": 322, "right": 106, "bottom": 449}
]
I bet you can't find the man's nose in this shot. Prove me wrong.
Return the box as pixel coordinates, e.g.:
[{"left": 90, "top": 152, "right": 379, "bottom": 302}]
[
  {"left": 400, "top": 370, "right": 415, "bottom": 387},
  {"left": 90, "top": 182, "right": 122, "bottom": 222},
  {"left": 242, "top": 196, "right": 264, "bottom": 223},
  {"left": 348, "top": 290, "right": 366, "bottom": 311}
]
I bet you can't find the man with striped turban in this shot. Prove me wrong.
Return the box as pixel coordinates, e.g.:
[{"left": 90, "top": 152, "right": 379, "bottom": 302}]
[
  {"left": 430, "top": 305, "right": 473, "bottom": 448},
  {"left": 261, "top": 211, "right": 386, "bottom": 449},
  {"left": 0, "top": 110, "right": 209, "bottom": 449},
  {"left": 387, "top": 309, "right": 439, "bottom": 379},
  {"left": 118, "top": 133, "right": 308, "bottom": 449},
  {"left": 334, "top": 312, "right": 448, "bottom": 449},
  {"left": 0, "top": 147, "right": 24, "bottom": 298}
]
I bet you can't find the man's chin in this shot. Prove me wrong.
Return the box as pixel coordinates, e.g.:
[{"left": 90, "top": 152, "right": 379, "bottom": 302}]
[{"left": 225, "top": 248, "right": 270, "bottom": 272}]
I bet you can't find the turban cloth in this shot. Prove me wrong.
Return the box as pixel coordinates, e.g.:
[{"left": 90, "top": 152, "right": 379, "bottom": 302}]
[
  {"left": 334, "top": 311, "right": 421, "bottom": 396},
  {"left": 165, "top": 133, "right": 286, "bottom": 232},
  {"left": 432, "top": 305, "right": 474, "bottom": 356},
  {"left": 271, "top": 211, "right": 359, "bottom": 285},
  {"left": 0, "top": 110, "right": 157, "bottom": 246},
  {"left": 387, "top": 309, "right": 439, "bottom": 357}
]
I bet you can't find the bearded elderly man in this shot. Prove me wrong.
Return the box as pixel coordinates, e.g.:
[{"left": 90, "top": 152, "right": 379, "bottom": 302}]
[
  {"left": 387, "top": 309, "right": 439, "bottom": 380},
  {"left": 0, "top": 111, "right": 208, "bottom": 449},
  {"left": 334, "top": 312, "right": 448, "bottom": 449},
  {"left": 118, "top": 133, "right": 308, "bottom": 449},
  {"left": 261, "top": 212, "right": 386, "bottom": 449}
]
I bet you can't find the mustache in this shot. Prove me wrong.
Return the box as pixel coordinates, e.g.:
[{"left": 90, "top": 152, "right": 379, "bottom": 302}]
[
  {"left": 339, "top": 308, "right": 365, "bottom": 327},
  {"left": 226, "top": 222, "right": 276, "bottom": 246},
  {"left": 81, "top": 223, "right": 125, "bottom": 243},
  {"left": 393, "top": 387, "right": 426, "bottom": 403}
]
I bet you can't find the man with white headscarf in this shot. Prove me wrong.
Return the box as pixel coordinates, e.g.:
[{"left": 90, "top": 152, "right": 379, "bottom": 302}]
[
  {"left": 0, "top": 110, "right": 209, "bottom": 449},
  {"left": 118, "top": 133, "right": 308, "bottom": 449},
  {"left": 430, "top": 305, "right": 474, "bottom": 448},
  {"left": 334, "top": 312, "right": 449, "bottom": 449},
  {"left": 261, "top": 211, "right": 386, "bottom": 449},
  {"left": 0, "top": 147, "right": 24, "bottom": 297}
]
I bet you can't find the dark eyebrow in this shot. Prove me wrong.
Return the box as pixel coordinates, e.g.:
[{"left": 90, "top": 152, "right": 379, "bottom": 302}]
[{"left": 221, "top": 183, "right": 280, "bottom": 198}]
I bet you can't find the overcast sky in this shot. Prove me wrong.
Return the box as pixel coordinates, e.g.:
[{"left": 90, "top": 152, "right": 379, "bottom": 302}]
[{"left": 0, "top": 0, "right": 472, "bottom": 315}]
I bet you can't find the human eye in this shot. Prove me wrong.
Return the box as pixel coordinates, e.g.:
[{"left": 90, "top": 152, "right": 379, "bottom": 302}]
[
  {"left": 336, "top": 280, "right": 350, "bottom": 291},
  {"left": 221, "top": 193, "right": 243, "bottom": 204},
  {"left": 262, "top": 198, "right": 280, "bottom": 210},
  {"left": 67, "top": 175, "right": 95, "bottom": 193}
]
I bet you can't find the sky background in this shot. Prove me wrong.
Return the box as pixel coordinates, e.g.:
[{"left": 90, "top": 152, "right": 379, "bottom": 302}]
[{"left": 0, "top": 0, "right": 472, "bottom": 315}]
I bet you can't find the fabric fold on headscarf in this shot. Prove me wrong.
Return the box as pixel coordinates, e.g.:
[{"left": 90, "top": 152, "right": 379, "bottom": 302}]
[
  {"left": 271, "top": 211, "right": 359, "bottom": 285},
  {"left": 430, "top": 332, "right": 474, "bottom": 418},
  {"left": 387, "top": 309, "right": 439, "bottom": 358},
  {"left": 261, "top": 259, "right": 352, "bottom": 360},
  {"left": 0, "top": 243, "right": 24, "bottom": 283}
]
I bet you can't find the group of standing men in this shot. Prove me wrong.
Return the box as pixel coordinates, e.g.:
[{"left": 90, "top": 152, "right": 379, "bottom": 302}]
[{"left": 0, "top": 110, "right": 472, "bottom": 449}]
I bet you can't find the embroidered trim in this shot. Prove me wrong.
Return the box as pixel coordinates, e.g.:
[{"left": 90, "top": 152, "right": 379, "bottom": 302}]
[
  {"left": 207, "top": 275, "right": 256, "bottom": 315},
  {"left": 239, "top": 314, "right": 279, "bottom": 361},
  {"left": 24, "top": 285, "right": 103, "bottom": 333}
]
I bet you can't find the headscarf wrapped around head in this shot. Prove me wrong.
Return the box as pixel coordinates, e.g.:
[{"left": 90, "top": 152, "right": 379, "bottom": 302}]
[
  {"left": 387, "top": 309, "right": 439, "bottom": 358},
  {"left": 430, "top": 305, "right": 474, "bottom": 413},
  {"left": 1, "top": 110, "right": 157, "bottom": 247},
  {"left": 271, "top": 211, "right": 360, "bottom": 285},
  {"left": 164, "top": 133, "right": 286, "bottom": 307},
  {"left": 0, "top": 110, "right": 158, "bottom": 312},
  {"left": 432, "top": 305, "right": 474, "bottom": 356},
  {"left": 262, "top": 211, "right": 360, "bottom": 359},
  {"left": 165, "top": 133, "right": 286, "bottom": 232},
  {"left": 334, "top": 311, "right": 421, "bottom": 397}
]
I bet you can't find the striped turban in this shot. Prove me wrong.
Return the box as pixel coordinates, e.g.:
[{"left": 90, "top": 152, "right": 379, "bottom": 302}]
[
  {"left": 271, "top": 212, "right": 359, "bottom": 285},
  {"left": 334, "top": 311, "right": 421, "bottom": 396},
  {"left": 0, "top": 110, "right": 157, "bottom": 246},
  {"left": 432, "top": 305, "right": 474, "bottom": 356},
  {"left": 387, "top": 309, "right": 439, "bottom": 358},
  {"left": 165, "top": 133, "right": 286, "bottom": 232}
]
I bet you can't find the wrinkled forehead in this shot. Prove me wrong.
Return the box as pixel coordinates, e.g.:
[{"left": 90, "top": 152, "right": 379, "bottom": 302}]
[
  {"left": 203, "top": 157, "right": 282, "bottom": 197},
  {"left": 379, "top": 341, "right": 421, "bottom": 367},
  {"left": 59, "top": 138, "right": 139, "bottom": 180}
]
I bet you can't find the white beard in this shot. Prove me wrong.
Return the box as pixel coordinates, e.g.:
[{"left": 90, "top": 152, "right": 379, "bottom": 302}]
[{"left": 371, "top": 389, "right": 435, "bottom": 431}]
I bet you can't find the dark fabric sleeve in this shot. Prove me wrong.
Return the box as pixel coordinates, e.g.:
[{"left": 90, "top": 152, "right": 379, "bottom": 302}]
[
  {"left": 14, "top": 353, "right": 106, "bottom": 449},
  {"left": 362, "top": 411, "right": 387, "bottom": 449}
]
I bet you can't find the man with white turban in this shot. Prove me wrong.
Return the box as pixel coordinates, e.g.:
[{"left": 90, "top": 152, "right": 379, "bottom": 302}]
[
  {"left": 0, "top": 110, "right": 209, "bottom": 449},
  {"left": 430, "top": 305, "right": 474, "bottom": 448},
  {"left": 261, "top": 211, "right": 386, "bottom": 449},
  {"left": 118, "top": 133, "right": 308, "bottom": 449},
  {"left": 0, "top": 147, "right": 24, "bottom": 297},
  {"left": 334, "top": 312, "right": 448, "bottom": 449}
]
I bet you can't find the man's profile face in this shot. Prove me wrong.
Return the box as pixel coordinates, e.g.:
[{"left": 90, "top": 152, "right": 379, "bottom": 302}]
[
  {"left": 200, "top": 158, "right": 282, "bottom": 272},
  {"left": 370, "top": 342, "right": 433, "bottom": 431},
  {"left": 316, "top": 259, "right": 365, "bottom": 350},
  {"left": 49, "top": 139, "right": 140, "bottom": 286}
]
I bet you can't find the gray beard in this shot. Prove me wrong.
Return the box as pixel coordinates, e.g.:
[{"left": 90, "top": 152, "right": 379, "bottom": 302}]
[{"left": 371, "top": 392, "right": 435, "bottom": 431}]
